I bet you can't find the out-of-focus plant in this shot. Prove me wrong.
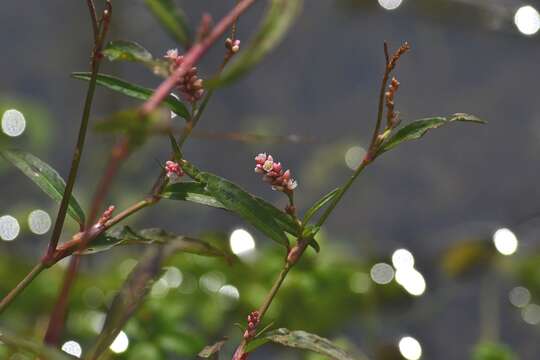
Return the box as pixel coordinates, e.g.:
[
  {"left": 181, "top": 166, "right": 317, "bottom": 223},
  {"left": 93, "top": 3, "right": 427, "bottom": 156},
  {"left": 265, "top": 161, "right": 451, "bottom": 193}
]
[{"left": 0, "top": 0, "right": 485, "bottom": 359}]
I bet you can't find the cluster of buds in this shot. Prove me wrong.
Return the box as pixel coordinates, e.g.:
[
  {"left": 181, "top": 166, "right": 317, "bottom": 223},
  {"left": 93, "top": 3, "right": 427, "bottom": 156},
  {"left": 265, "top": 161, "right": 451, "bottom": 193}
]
[
  {"left": 164, "top": 49, "right": 204, "bottom": 103},
  {"left": 243, "top": 310, "right": 261, "bottom": 340},
  {"left": 165, "top": 160, "right": 184, "bottom": 181},
  {"left": 387, "top": 41, "right": 411, "bottom": 72},
  {"left": 385, "top": 77, "right": 400, "bottom": 127},
  {"left": 225, "top": 37, "right": 241, "bottom": 54},
  {"left": 254, "top": 153, "right": 297, "bottom": 192},
  {"left": 96, "top": 205, "right": 115, "bottom": 228}
]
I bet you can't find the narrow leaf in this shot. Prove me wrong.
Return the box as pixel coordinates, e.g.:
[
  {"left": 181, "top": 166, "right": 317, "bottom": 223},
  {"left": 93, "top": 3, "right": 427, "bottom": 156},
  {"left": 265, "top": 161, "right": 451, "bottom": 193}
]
[
  {"left": 260, "top": 328, "right": 360, "bottom": 360},
  {"left": 0, "top": 150, "right": 85, "bottom": 225},
  {"left": 201, "top": 172, "right": 290, "bottom": 247},
  {"left": 168, "top": 133, "right": 183, "bottom": 160},
  {"left": 303, "top": 187, "right": 341, "bottom": 224},
  {"left": 145, "top": 0, "right": 191, "bottom": 48},
  {"left": 102, "top": 40, "right": 169, "bottom": 77},
  {"left": 72, "top": 72, "right": 189, "bottom": 119},
  {"left": 87, "top": 231, "right": 228, "bottom": 359},
  {"left": 83, "top": 226, "right": 230, "bottom": 258},
  {"left": 198, "top": 339, "right": 228, "bottom": 358},
  {"left": 209, "top": 0, "right": 303, "bottom": 87},
  {"left": 379, "top": 113, "right": 486, "bottom": 154},
  {"left": 162, "top": 182, "right": 300, "bottom": 236},
  {"left": 0, "top": 330, "right": 75, "bottom": 360}
]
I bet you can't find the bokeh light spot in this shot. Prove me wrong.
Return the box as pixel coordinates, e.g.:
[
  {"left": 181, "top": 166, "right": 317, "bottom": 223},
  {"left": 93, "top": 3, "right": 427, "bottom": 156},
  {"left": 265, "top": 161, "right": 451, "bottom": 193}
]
[
  {"left": 370, "top": 262, "right": 394, "bottom": 285},
  {"left": 163, "top": 266, "right": 183, "bottom": 288},
  {"left": 344, "top": 146, "right": 366, "bottom": 170},
  {"left": 349, "top": 272, "right": 371, "bottom": 294},
  {"left": 522, "top": 303, "right": 540, "bottom": 325},
  {"left": 392, "top": 248, "right": 415, "bottom": 270},
  {"left": 229, "top": 228, "right": 256, "bottom": 255},
  {"left": 0, "top": 215, "right": 20, "bottom": 241},
  {"left": 493, "top": 228, "right": 518, "bottom": 255},
  {"left": 514, "top": 5, "right": 540, "bottom": 35},
  {"left": 61, "top": 340, "right": 82, "bottom": 358},
  {"left": 110, "top": 331, "right": 129, "bottom": 353},
  {"left": 218, "top": 284, "right": 240, "bottom": 300},
  {"left": 28, "top": 209, "right": 51, "bottom": 235},
  {"left": 1, "top": 109, "right": 26, "bottom": 137},
  {"left": 395, "top": 268, "right": 426, "bottom": 296},
  {"left": 378, "top": 0, "right": 403, "bottom": 11},
  {"left": 509, "top": 286, "right": 531, "bottom": 308},
  {"left": 399, "top": 336, "right": 422, "bottom": 360}
]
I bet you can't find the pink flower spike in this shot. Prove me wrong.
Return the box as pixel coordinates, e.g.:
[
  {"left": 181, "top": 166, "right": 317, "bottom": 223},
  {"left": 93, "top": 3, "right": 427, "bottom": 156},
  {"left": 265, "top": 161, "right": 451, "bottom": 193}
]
[
  {"left": 165, "top": 160, "right": 184, "bottom": 179},
  {"left": 97, "top": 205, "right": 115, "bottom": 226},
  {"left": 165, "top": 49, "right": 179, "bottom": 60}
]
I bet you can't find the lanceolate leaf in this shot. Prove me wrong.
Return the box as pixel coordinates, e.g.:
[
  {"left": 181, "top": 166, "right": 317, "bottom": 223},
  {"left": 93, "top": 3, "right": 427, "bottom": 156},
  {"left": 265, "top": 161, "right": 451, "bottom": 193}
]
[
  {"left": 208, "top": 0, "right": 303, "bottom": 88},
  {"left": 162, "top": 181, "right": 300, "bottom": 237},
  {"left": 86, "top": 232, "right": 229, "bottom": 359},
  {"left": 255, "top": 328, "right": 362, "bottom": 360},
  {"left": 378, "top": 113, "right": 485, "bottom": 154},
  {"left": 102, "top": 40, "right": 169, "bottom": 77},
  {"left": 145, "top": 0, "right": 191, "bottom": 48},
  {"left": 0, "top": 330, "right": 75, "bottom": 360},
  {"left": 303, "top": 187, "right": 341, "bottom": 224},
  {"left": 83, "top": 226, "right": 229, "bottom": 258},
  {"left": 198, "top": 339, "right": 228, "bottom": 358},
  {"left": 0, "top": 150, "right": 85, "bottom": 225},
  {"left": 72, "top": 72, "right": 189, "bottom": 119}
]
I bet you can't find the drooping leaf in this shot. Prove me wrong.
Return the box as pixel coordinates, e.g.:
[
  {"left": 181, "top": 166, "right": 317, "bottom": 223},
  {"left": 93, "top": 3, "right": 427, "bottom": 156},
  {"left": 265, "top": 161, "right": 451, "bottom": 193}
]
[
  {"left": 162, "top": 181, "right": 300, "bottom": 237},
  {"left": 378, "top": 113, "right": 486, "bottom": 154},
  {"left": 144, "top": 0, "right": 191, "bottom": 48},
  {"left": 0, "top": 150, "right": 85, "bottom": 225},
  {"left": 198, "top": 339, "right": 228, "bottom": 359},
  {"left": 102, "top": 40, "right": 169, "bottom": 77},
  {"left": 208, "top": 0, "right": 303, "bottom": 88},
  {"left": 83, "top": 226, "right": 230, "bottom": 259},
  {"left": 161, "top": 182, "right": 227, "bottom": 209},
  {"left": 86, "top": 231, "right": 229, "bottom": 359},
  {"left": 0, "top": 330, "right": 75, "bottom": 360},
  {"left": 303, "top": 187, "right": 341, "bottom": 224},
  {"left": 72, "top": 72, "right": 189, "bottom": 119},
  {"left": 250, "top": 328, "right": 361, "bottom": 360}
]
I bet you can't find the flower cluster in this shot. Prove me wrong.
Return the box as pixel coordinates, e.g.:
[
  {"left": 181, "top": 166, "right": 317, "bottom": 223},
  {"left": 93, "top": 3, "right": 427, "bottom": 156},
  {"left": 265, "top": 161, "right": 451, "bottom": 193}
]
[
  {"left": 165, "top": 160, "right": 184, "bottom": 181},
  {"left": 97, "top": 205, "right": 115, "bottom": 227},
  {"left": 385, "top": 77, "right": 400, "bottom": 127},
  {"left": 254, "top": 153, "right": 297, "bottom": 192},
  {"left": 165, "top": 49, "right": 205, "bottom": 103},
  {"left": 225, "top": 37, "right": 241, "bottom": 54},
  {"left": 243, "top": 310, "right": 260, "bottom": 340}
]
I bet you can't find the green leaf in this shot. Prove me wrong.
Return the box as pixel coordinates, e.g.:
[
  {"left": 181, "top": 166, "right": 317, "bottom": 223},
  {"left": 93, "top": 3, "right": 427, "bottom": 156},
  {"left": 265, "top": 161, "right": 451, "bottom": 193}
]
[
  {"left": 303, "top": 187, "right": 341, "bottom": 224},
  {"left": 198, "top": 339, "right": 227, "bottom": 359},
  {"left": 201, "top": 172, "right": 290, "bottom": 247},
  {"left": 257, "top": 329, "right": 360, "bottom": 360},
  {"left": 83, "top": 226, "right": 230, "bottom": 258},
  {"left": 0, "top": 330, "right": 75, "bottom": 360},
  {"left": 378, "top": 113, "right": 486, "bottom": 154},
  {"left": 208, "top": 0, "right": 303, "bottom": 88},
  {"left": 168, "top": 133, "right": 183, "bottom": 160},
  {"left": 162, "top": 182, "right": 227, "bottom": 209},
  {"left": 145, "top": 0, "right": 191, "bottom": 48},
  {"left": 167, "top": 161, "right": 300, "bottom": 245},
  {"left": 102, "top": 40, "right": 169, "bottom": 77},
  {"left": 72, "top": 72, "right": 189, "bottom": 119},
  {"left": 86, "top": 231, "right": 228, "bottom": 359},
  {"left": 0, "top": 150, "right": 85, "bottom": 225}
]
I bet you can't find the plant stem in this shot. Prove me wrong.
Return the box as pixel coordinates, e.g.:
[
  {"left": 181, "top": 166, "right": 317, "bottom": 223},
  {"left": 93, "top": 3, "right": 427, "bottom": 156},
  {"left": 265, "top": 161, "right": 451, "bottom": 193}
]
[
  {"left": 141, "top": 0, "right": 256, "bottom": 114},
  {"left": 0, "top": 263, "right": 45, "bottom": 315}
]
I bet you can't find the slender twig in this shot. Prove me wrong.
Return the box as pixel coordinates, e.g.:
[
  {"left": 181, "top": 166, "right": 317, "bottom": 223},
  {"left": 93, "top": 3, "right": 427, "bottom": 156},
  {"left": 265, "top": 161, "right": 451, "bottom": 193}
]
[
  {"left": 368, "top": 42, "right": 391, "bottom": 155},
  {"left": 0, "top": 263, "right": 45, "bottom": 314},
  {"left": 142, "top": 0, "right": 256, "bottom": 114},
  {"left": 86, "top": 0, "right": 99, "bottom": 41}
]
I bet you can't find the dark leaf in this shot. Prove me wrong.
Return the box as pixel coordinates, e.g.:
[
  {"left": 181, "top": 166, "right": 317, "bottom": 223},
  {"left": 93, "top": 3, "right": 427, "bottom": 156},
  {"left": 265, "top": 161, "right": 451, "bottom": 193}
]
[
  {"left": 378, "top": 113, "right": 486, "bottom": 154},
  {"left": 144, "top": 0, "right": 191, "bottom": 48},
  {"left": 208, "top": 0, "right": 303, "bottom": 87},
  {"left": 72, "top": 72, "right": 189, "bottom": 119},
  {"left": 303, "top": 187, "right": 341, "bottom": 224},
  {"left": 258, "top": 328, "right": 361, "bottom": 360},
  {"left": 0, "top": 330, "right": 75, "bottom": 359},
  {"left": 86, "top": 230, "right": 228, "bottom": 359},
  {"left": 161, "top": 182, "right": 227, "bottom": 209},
  {"left": 0, "top": 150, "right": 85, "bottom": 225},
  {"left": 198, "top": 339, "right": 228, "bottom": 358},
  {"left": 102, "top": 40, "right": 169, "bottom": 77}
]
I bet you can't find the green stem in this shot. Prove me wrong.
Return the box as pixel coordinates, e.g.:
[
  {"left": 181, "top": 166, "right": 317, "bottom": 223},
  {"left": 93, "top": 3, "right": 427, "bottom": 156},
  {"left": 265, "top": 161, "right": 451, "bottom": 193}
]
[
  {"left": 0, "top": 263, "right": 45, "bottom": 315},
  {"left": 315, "top": 160, "right": 368, "bottom": 228}
]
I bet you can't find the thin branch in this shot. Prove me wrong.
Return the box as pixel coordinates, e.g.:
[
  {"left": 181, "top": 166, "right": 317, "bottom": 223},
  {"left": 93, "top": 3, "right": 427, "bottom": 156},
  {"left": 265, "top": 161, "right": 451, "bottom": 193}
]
[
  {"left": 0, "top": 263, "right": 45, "bottom": 314},
  {"left": 141, "top": 0, "right": 256, "bottom": 114},
  {"left": 86, "top": 0, "right": 99, "bottom": 41}
]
